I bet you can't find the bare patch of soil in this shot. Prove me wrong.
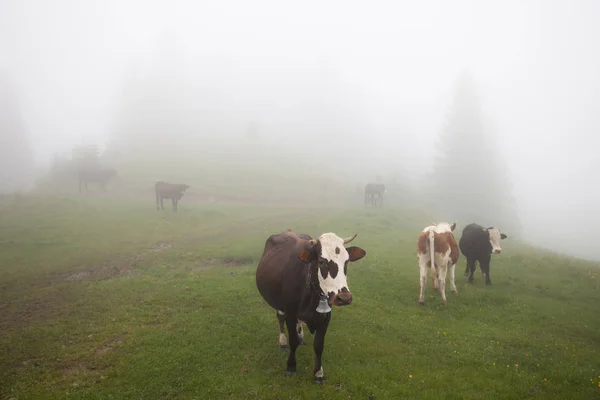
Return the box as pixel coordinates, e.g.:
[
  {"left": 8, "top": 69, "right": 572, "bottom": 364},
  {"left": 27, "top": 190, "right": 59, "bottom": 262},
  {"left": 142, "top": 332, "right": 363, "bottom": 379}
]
[
  {"left": 63, "top": 241, "right": 173, "bottom": 282},
  {"left": 191, "top": 256, "right": 254, "bottom": 272},
  {"left": 95, "top": 333, "right": 128, "bottom": 355}
]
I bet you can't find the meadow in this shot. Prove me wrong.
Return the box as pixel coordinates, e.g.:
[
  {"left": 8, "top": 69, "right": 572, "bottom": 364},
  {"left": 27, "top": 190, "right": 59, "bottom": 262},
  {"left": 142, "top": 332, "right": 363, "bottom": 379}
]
[{"left": 1, "top": 189, "right": 600, "bottom": 399}]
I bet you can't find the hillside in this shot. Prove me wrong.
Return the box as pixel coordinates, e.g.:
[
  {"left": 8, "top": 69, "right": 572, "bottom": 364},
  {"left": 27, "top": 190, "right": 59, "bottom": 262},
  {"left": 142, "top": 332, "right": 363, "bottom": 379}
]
[{"left": 1, "top": 195, "right": 599, "bottom": 399}]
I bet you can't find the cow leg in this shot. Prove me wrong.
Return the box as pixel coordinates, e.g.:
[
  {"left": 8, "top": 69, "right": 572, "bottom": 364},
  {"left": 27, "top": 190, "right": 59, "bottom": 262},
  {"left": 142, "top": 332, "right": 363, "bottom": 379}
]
[
  {"left": 466, "top": 257, "right": 476, "bottom": 283},
  {"left": 449, "top": 263, "right": 458, "bottom": 294},
  {"left": 418, "top": 256, "right": 428, "bottom": 305},
  {"left": 296, "top": 320, "right": 305, "bottom": 346},
  {"left": 277, "top": 311, "right": 288, "bottom": 351},
  {"left": 431, "top": 264, "right": 439, "bottom": 291},
  {"left": 312, "top": 313, "right": 331, "bottom": 384},
  {"left": 438, "top": 266, "right": 448, "bottom": 305},
  {"left": 160, "top": 197, "right": 164, "bottom": 210},
  {"left": 284, "top": 315, "right": 300, "bottom": 376},
  {"left": 481, "top": 259, "right": 492, "bottom": 285}
]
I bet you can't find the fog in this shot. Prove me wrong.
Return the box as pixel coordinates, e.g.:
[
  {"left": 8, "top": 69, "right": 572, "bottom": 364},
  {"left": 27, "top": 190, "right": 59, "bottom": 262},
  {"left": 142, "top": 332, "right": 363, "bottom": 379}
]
[{"left": 1, "top": 0, "right": 599, "bottom": 260}]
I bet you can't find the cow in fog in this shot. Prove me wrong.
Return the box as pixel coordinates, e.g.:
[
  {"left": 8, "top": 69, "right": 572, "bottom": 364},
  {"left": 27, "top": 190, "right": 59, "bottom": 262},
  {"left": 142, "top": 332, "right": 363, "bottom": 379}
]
[
  {"left": 155, "top": 181, "right": 190, "bottom": 212},
  {"left": 364, "top": 183, "right": 386, "bottom": 207},
  {"left": 255, "top": 229, "right": 366, "bottom": 384},
  {"left": 459, "top": 223, "right": 508, "bottom": 285},
  {"left": 417, "top": 221, "right": 459, "bottom": 305},
  {"left": 78, "top": 168, "right": 118, "bottom": 193}
]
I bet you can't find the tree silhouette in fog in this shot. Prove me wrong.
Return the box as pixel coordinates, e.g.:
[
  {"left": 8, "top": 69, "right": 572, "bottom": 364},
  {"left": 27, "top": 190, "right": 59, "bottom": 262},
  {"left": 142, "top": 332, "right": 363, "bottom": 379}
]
[
  {"left": 431, "top": 70, "right": 522, "bottom": 236},
  {"left": 0, "top": 76, "right": 35, "bottom": 193}
]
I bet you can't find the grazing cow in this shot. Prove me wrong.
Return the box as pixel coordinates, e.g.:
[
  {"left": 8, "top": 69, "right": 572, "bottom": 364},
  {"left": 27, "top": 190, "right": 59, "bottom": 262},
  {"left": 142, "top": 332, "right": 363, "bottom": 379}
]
[
  {"left": 78, "top": 168, "right": 118, "bottom": 193},
  {"left": 255, "top": 229, "right": 366, "bottom": 384},
  {"left": 364, "top": 183, "right": 386, "bottom": 207},
  {"left": 417, "top": 221, "right": 459, "bottom": 305},
  {"left": 155, "top": 181, "right": 190, "bottom": 212},
  {"left": 459, "top": 223, "right": 508, "bottom": 285}
]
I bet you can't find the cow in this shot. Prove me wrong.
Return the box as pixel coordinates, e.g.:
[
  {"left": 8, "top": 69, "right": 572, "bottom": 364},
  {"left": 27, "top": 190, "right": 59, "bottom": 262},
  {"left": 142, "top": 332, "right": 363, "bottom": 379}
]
[
  {"left": 459, "top": 223, "right": 508, "bottom": 285},
  {"left": 255, "top": 229, "right": 366, "bottom": 384},
  {"left": 364, "top": 183, "right": 386, "bottom": 208},
  {"left": 155, "top": 181, "right": 190, "bottom": 212},
  {"left": 78, "top": 168, "right": 118, "bottom": 193},
  {"left": 417, "top": 221, "right": 459, "bottom": 305}
]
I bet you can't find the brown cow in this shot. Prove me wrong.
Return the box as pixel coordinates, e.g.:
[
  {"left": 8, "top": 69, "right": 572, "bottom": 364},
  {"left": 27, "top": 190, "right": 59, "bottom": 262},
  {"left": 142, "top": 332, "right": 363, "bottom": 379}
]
[
  {"left": 155, "top": 181, "right": 189, "bottom": 212},
  {"left": 255, "top": 229, "right": 366, "bottom": 384},
  {"left": 364, "top": 183, "right": 386, "bottom": 208},
  {"left": 417, "top": 221, "right": 459, "bottom": 305},
  {"left": 78, "top": 168, "right": 118, "bottom": 193}
]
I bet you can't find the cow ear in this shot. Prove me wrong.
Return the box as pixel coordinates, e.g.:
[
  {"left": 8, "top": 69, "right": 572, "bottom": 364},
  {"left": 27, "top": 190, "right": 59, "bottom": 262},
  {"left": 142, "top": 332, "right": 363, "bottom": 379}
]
[
  {"left": 487, "top": 227, "right": 494, "bottom": 230},
  {"left": 501, "top": 233, "right": 507, "bottom": 240},
  {"left": 297, "top": 249, "right": 316, "bottom": 264},
  {"left": 450, "top": 222, "right": 456, "bottom": 232},
  {"left": 346, "top": 246, "right": 366, "bottom": 262}
]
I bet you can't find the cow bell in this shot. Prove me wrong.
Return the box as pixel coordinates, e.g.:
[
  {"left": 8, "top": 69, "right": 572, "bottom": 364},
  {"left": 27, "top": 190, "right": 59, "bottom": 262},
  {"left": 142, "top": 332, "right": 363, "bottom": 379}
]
[{"left": 316, "top": 295, "right": 331, "bottom": 314}]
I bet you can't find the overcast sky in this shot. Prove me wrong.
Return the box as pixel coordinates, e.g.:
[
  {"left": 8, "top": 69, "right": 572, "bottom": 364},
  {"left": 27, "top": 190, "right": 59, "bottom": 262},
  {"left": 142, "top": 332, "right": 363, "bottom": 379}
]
[{"left": 1, "top": 0, "right": 599, "bottom": 259}]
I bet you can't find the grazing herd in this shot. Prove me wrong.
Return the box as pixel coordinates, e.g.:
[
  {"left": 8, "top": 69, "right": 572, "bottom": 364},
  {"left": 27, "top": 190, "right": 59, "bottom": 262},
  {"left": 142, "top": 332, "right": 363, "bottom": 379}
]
[
  {"left": 77, "top": 167, "right": 509, "bottom": 384},
  {"left": 256, "top": 222, "right": 508, "bottom": 383}
]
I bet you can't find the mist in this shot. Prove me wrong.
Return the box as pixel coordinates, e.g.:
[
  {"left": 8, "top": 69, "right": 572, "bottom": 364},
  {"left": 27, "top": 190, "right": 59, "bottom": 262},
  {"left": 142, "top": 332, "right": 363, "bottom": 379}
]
[{"left": 1, "top": 0, "right": 599, "bottom": 260}]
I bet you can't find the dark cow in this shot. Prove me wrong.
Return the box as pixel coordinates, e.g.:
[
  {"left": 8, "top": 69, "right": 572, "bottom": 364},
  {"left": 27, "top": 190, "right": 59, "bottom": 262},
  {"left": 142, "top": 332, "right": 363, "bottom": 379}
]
[
  {"left": 255, "top": 229, "right": 366, "bottom": 384},
  {"left": 459, "top": 223, "right": 508, "bottom": 285},
  {"left": 155, "top": 181, "right": 190, "bottom": 212},
  {"left": 78, "top": 168, "right": 118, "bottom": 193},
  {"left": 364, "top": 183, "right": 386, "bottom": 207}
]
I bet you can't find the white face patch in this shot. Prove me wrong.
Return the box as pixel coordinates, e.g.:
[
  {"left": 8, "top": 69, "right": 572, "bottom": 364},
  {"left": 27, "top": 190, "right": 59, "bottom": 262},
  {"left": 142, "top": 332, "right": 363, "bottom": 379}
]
[
  {"left": 486, "top": 228, "right": 504, "bottom": 253},
  {"left": 316, "top": 233, "right": 350, "bottom": 296}
]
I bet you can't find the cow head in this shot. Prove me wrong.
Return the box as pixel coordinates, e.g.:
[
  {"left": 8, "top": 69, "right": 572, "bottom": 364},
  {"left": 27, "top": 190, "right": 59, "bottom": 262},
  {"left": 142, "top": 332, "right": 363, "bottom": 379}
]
[
  {"left": 486, "top": 227, "right": 508, "bottom": 254},
  {"left": 297, "top": 233, "right": 366, "bottom": 307}
]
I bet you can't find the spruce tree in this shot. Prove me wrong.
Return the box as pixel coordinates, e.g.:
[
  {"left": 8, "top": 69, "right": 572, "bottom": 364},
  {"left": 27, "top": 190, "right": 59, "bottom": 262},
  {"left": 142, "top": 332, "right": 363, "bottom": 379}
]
[{"left": 432, "top": 70, "right": 521, "bottom": 236}]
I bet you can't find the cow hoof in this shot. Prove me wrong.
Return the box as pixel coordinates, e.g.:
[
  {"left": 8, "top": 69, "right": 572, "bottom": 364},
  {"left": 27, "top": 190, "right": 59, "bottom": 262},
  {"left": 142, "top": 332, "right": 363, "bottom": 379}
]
[
  {"left": 313, "top": 377, "right": 326, "bottom": 384},
  {"left": 419, "top": 300, "right": 424, "bottom": 306},
  {"left": 285, "top": 370, "right": 296, "bottom": 377},
  {"left": 279, "top": 345, "right": 289, "bottom": 352}
]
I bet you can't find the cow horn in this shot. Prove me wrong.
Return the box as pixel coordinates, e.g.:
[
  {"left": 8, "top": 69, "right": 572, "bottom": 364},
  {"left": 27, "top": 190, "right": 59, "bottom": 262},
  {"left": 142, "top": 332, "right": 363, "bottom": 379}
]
[{"left": 343, "top": 233, "right": 357, "bottom": 244}]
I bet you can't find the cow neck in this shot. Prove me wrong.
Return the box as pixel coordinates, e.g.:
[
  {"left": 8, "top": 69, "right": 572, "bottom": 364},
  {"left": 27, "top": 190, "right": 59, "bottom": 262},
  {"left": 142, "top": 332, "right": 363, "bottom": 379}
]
[{"left": 306, "top": 261, "right": 323, "bottom": 297}]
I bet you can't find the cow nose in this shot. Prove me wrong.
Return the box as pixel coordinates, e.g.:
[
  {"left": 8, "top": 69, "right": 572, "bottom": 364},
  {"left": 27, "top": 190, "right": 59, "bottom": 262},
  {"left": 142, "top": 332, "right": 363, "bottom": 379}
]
[
  {"left": 335, "top": 291, "right": 353, "bottom": 306},
  {"left": 494, "top": 249, "right": 502, "bottom": 254}
]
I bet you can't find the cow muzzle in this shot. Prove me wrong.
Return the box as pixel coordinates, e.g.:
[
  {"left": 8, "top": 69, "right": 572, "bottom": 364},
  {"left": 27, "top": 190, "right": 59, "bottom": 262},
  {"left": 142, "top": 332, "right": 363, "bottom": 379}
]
[
  {"left": 493, "top": 248, "right": 502, "bottom": 254},
  {"left": 331, "top": 291, "right": 353, "bottom": 306}
]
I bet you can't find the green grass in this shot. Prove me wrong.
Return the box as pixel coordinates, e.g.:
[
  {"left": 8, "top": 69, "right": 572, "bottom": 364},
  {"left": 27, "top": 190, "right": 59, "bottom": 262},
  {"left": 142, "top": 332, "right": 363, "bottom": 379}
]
[{"left": 1, "top": 195, "right": 600, "bottom": 399}]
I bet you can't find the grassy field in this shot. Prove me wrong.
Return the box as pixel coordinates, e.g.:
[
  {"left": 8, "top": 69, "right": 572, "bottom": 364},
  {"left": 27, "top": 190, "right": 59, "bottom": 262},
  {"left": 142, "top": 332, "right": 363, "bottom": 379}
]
[{"left": 1, "top": 194, "right": 600, "bottom": 399}]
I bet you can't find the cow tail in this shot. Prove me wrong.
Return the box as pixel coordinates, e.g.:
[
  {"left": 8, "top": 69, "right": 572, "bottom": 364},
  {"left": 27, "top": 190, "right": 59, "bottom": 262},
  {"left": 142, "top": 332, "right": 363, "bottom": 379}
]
[{"left": 428, "top": 230, "right": 436, "bottom": 273}]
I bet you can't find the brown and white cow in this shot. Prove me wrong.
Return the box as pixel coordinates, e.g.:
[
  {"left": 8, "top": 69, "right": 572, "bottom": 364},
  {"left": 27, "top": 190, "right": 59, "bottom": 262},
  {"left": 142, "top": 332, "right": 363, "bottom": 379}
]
[
  {"left": 255, "top": 229, "right": 366, "bottom": 384},
  {"left": 417, "top": 221, "right": 459, "bottom": 305}
]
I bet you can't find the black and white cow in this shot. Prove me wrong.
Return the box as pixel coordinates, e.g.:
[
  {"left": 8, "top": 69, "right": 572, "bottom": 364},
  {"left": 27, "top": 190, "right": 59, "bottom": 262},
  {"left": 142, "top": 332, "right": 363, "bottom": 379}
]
[
  {"left": 255, "top": 230, "right": 366, "bottom": 383},
  {"left": 458, "top": 223, "right": 508, "bottom": 285}
]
